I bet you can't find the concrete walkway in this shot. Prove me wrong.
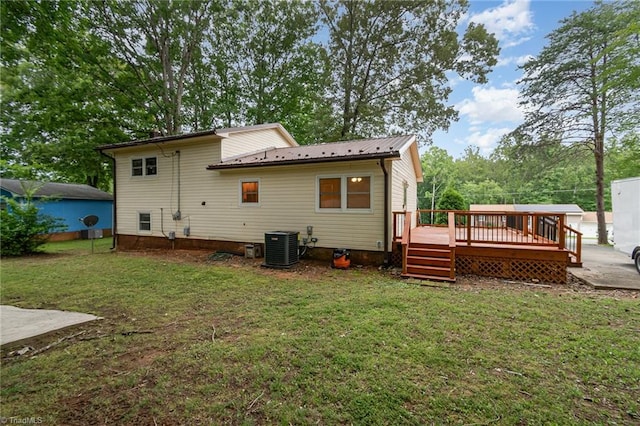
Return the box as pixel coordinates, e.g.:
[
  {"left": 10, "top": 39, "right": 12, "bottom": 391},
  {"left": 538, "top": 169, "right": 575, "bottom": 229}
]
[
  {"left": 0, "top": 305, "right": 100, "bottom": 346},
  {"left": 570, "top": 244, "right": 640, "bottom": 291}
]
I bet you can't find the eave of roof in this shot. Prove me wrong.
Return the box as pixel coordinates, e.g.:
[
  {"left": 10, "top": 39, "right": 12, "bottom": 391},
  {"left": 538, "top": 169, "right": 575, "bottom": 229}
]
[
  {"left": 97, "top": 129, "right": 221, "bottom": 151},
  {"left": 96, "top": 123, "right": 294, "bottom": 151},
  {"left": 207, "top": 151, "right": 401, "bottom": 170},
  {"left": 207, "top": 135, "right": 415, "bottom": 170}
]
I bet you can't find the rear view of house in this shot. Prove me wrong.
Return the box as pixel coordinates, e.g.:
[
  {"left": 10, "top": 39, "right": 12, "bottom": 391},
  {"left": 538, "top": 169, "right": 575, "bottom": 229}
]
[{"left": 98, "top": 123, "right": 423, "bottom": 264}]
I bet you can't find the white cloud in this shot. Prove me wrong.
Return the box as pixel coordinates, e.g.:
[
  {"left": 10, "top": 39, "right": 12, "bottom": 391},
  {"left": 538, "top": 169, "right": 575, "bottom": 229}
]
[
  {"left": 460, "top": 127, "right": 514, "bottom": 155},
  {"left": 469, "top": 0, "right": 535, "bottom": 48},
  {"left": 496, "top": 54, "right": 534, "bottom": 68},
  {"left": 456, "top": 86, "right": 523, "bottom": 125}
]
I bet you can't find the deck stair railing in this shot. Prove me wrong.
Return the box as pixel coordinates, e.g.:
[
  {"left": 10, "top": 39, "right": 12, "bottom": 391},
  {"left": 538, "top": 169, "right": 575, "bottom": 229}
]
[{"left": 562, "top": 224, "right": 583, "bottom": 266}]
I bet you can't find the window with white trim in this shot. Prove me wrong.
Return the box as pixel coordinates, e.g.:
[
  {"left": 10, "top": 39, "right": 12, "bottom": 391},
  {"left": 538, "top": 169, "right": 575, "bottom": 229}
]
[
  {"left": 319, "top": 177, "right": 341, "bottom": 208},
  {"left": 240, "top": 179, "right": 260, "bottom": 205},
  {"left": 132, "top": 157, "right": 157, "bottom": 176},
  {"left": 317, "top": 175, "right": 372, "bottom": 212},
  {"left": 138, "top": 212, "right": 151, "bottom": 232}
]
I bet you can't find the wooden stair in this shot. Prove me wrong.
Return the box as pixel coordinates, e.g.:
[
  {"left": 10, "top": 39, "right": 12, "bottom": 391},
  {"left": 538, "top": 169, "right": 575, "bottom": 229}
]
[
  {"left": 568, "top": 253, "right": 582, "bottom": 267},
  {"left": 402, "top": 242, "right": 456, "bottom": 282}
]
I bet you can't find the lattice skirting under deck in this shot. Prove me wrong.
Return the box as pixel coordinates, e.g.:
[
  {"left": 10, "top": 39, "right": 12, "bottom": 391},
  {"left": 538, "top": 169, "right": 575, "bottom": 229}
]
[
  {"left": 390, "top": 245, "right": 403, "bottom": 267},
  {"left": 456, "top": 255, "right": 567, "bottom": 284}
]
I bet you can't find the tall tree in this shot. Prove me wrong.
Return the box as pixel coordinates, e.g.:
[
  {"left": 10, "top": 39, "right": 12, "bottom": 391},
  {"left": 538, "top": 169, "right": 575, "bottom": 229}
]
[
  {"left": 319, "top": 0, "right": 499, "bottom": 141},
  {"left": 92, "top": 0, "right": 216, "bottom": 135},
  {"left": 0, "top": 0, "right": 149, "bottom": 189},
  {"left": 515, "top": 1, "right": 639, "bottom": 244},
  {"left": 227, "top": 0, "right": 329, "bottom": 144}
]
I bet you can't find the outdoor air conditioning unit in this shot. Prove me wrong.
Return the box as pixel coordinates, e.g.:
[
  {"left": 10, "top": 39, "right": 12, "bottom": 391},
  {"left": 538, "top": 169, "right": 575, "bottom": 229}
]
[{"left": 263, "top": 231, "right": 299, "bottom": 268}]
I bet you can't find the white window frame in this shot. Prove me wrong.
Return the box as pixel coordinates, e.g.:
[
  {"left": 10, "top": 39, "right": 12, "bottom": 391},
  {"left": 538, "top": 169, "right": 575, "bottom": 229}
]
[
  {"left": 316, "top": 174, "right": 373, "bottom": 213},
  {"left": 138, "top": 211, "right": 152, "bottom": 233},
  {"left": 131, "top": 156, "right": 158, "bottom": 177},
  {"left": 239, "top": 178, "right": 261, "bottom": 207}
]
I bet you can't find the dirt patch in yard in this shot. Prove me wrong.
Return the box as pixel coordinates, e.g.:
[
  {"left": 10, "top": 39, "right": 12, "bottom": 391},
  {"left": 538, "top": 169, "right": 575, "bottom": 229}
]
[{"left": 123, "top": 248, "right": 639, "bottom": 300}]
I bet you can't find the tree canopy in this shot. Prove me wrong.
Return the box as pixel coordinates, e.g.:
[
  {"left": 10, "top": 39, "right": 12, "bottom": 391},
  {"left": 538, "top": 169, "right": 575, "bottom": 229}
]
[
  {"left": 1, "top": 0, "right": 498, "bottom": 189},
  {"left": 512, "top": 0, "right": 639, "bottom": 244},
  {"left": 320, "top": 0, "right": 499, "bottom": 141}
]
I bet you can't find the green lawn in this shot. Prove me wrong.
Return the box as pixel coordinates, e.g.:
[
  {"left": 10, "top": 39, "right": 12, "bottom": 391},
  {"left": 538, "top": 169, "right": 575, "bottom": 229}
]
[{"left": 1, "top": 239, "right": 639, "bottom": 425}]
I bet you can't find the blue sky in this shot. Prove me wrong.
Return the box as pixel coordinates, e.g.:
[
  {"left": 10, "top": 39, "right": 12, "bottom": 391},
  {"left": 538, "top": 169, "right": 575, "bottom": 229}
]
[{"left": 429, "top": 0, "right": 596, "bottom": 158}]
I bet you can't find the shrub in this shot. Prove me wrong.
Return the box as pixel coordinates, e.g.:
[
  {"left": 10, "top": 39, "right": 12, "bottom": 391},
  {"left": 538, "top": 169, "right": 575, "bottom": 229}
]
[
  {"left": 435, "top": 187, "right": 465, "bottom": 224},
  {"left": 1, "top": 191, "right": 66, "bottom": 256}
]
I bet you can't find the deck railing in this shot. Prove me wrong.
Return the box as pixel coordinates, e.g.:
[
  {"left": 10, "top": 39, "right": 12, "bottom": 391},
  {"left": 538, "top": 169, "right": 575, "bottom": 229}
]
[
  {"left": 453, "top": 211, "right": 563, "bottom": 246},
  {"left": 563, "top": 224, "right": 583, "bottom": 265},
  {"left": 392, "top": 210, "right": 583, "bottom": 264},
  {"left": 393, "top": 211, "right": 406, "bottom": 241}
]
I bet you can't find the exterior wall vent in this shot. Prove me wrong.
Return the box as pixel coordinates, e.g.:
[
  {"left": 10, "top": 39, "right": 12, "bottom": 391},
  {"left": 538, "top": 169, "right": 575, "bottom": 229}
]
[{"left": 263, "top": 231, "right": 299, "bottom": 268}]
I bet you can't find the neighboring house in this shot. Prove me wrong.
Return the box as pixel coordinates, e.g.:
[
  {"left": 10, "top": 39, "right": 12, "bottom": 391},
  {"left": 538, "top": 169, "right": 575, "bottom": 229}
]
[
  {"left": 0, "top": 179, "right": 113, "bottom": 241},
  {"left": 97, "top": 123, "right": 423, "bottom": 264},
  {"left": 578, "top": 211, "right": 613, "bottom": 241},
  {"left": 513, "top": 204, "right": 584, "bottom": 229},
  {"left": 470, "top": 204, "right": 585, "bottom": 229}
]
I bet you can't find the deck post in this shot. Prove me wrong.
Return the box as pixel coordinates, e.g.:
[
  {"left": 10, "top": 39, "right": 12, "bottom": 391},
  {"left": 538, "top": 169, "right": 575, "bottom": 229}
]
[
  {"left": 558, "top": 215, "right": 566, "bottom": 249},
  {"left": 466, "top": 212, "right": 471, "bottom": 245},
  {"left": 448, "top": 212, "right": 456, "bottom": 280},
  {"left": 523, "top": 213, "right": 529, "bottom": 237},
  {"left": 401, "top": 211, "right": 412, "bottom": 275}
]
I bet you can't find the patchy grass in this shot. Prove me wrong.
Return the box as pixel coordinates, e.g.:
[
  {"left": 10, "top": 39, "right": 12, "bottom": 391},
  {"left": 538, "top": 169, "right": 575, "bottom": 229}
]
[{"left": 1, "top": 241, "right": 639, "bottom": 425}]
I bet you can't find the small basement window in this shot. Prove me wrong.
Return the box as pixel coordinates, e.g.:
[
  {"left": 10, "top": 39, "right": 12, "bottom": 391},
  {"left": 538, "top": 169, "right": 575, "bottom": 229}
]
[{"left": 138, "top": 212, "right": 151, "bottom": 232}]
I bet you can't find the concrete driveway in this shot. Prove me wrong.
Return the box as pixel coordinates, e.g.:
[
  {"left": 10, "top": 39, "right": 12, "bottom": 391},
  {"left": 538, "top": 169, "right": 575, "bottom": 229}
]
[
  {"left": 570, "top": 244, "right": 640, "bottom": 291},
  {"left": 0, "top": 305, "right": 100, "bottom": 346}
]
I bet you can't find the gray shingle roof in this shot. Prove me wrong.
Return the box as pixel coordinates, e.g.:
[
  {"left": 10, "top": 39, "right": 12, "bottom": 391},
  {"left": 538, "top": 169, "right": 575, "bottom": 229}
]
[
  {"left": 513, "top": 204, "right": 584, "bottom": 214},
  {"left": 207, "top": 135, "right": 416, "bottom": 170},
  {"left": 471, "top": 204, "right": 585, "bottom": 214},
  {"left": 1, "top": 179, "right": 113, "bottom": 201}
]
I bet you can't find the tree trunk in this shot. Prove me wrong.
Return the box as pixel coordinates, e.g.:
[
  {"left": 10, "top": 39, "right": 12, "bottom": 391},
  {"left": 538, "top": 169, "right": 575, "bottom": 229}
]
[{"left": 594, "top": 135, "right": 607, "bottom": 244}]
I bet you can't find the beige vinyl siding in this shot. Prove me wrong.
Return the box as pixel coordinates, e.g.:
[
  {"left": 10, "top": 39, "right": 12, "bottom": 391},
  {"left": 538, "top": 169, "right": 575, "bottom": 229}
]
[
  {"left": 192, "top": 160, "right": 385, "bottom": 251},
  {"left": 113, "top": 128, "right": 294, "bottom": 238},
  {"left": 114, "top": 139, "right": 221, "bottom": 237},
  {"left": 110, "top": 132, "right": 419, "bottom": 253},
  {"left": 115, "top": 139, "right": 385, "bottom": 250},
  {"left": 390, "top": 143, "right": 420, "bottom": 228},
  {"left": 221, "top": 128, "right": 295, "bottom": 159}
]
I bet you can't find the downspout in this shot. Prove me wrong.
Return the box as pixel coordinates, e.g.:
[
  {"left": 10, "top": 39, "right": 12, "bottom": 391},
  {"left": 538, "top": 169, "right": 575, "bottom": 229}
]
[
  {"left": 380, "top": 159, "right": 390, "bottom": 265},
  {"left": 99, "top": 151, "right": 117, "bottom": 250},
  {"left": 175, "top": 150, "right": 181, "bottom": 219}
]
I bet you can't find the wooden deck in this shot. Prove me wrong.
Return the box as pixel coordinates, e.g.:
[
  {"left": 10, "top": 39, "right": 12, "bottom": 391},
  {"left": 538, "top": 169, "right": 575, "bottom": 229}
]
[{"left": 394, "top": 210, "right": 582, "bottom": 284}]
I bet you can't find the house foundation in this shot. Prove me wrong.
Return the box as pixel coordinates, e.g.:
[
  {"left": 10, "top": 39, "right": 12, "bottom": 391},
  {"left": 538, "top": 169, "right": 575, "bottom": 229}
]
[{"left": 116, "top": 234, "right": 385, "bottom": 266}]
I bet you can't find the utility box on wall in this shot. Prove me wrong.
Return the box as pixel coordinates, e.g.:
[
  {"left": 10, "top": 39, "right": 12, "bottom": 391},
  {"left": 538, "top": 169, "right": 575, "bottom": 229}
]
[{"left": 263, "top": 231, "right": 299, "bottom": 268}]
